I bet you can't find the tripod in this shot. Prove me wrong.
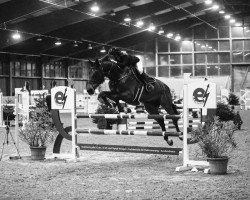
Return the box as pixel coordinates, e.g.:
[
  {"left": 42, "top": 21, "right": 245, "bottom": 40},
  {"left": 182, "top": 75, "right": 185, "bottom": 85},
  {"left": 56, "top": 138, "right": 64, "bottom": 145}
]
[{"left": 0, "top": 115, "right": 21, "bottom": 161}]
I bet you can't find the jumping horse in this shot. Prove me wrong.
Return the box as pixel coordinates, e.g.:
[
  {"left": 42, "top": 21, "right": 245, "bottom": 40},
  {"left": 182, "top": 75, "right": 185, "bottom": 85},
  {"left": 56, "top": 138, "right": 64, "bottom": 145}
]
[{"left": 87, "top": 59, "right": 181, "bottom": 146}]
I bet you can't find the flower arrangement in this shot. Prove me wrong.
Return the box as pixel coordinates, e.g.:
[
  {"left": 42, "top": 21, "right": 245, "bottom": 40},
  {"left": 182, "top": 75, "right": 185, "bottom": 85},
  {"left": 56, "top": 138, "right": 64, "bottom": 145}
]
[
  {"left": 191, "top": 117, "right": 237, "bottom": 158},
  {"left": 19, "top": 96, "right": 58, "bottom": 147}
]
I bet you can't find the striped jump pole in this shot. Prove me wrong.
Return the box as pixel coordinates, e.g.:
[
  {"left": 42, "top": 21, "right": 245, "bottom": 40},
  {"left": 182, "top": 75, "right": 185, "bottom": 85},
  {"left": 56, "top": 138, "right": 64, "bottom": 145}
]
[
  {"left": 127, "top": 119, "right": 200, "bottom": 125},
  {"left": 76, "top": 113, "right": 180, "bottom": 120},
  {"left": 76, "top": 129, "right": 182, "bottom": 137}
]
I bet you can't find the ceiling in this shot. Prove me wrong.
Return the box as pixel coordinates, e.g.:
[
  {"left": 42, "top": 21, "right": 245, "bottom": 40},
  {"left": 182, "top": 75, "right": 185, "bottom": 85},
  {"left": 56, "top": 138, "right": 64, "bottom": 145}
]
[{"left": 0, "top": 0, "right": 250, "bottom": 61}]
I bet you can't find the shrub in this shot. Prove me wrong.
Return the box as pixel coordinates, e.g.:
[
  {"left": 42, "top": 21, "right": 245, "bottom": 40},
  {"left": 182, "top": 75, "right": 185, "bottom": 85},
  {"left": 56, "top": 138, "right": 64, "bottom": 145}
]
[
  {"left": 216, "top": 102, "right": 243, "bottom": 129},
  {"left": 228, "top": 93, "right": 240, "bottom": 105},
  {"left": 92, "top": 103, "right": 119, "bottom": 129},
  {"left": 216, "top": 102, "right": 235, "bottom": 121},
  {"left": 191, "top": 117, "right": 237, "bottom": 158}
]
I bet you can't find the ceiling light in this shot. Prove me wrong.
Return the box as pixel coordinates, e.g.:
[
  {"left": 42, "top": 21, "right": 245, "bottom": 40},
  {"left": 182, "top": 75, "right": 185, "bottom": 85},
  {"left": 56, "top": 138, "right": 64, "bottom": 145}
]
[
  {"left": 201, "top": 45, "right": 205, "bottom": 48},
  {"left": 212, "top": 4, "right": 219, "bottom": 10},
  {"left": 88, "top": 43, "right": 92, "bottom": 50},
  {"left": 158, "top": 27, "right": 164, "bottom": 34},
  {"left": 73, "top": 41, "right": 78, "bottom": 47},
  {"left": 147, "top": 23, "right": 156, "bottom": 32},
  {"left": 219, "top": 10, "right": 225, "bottom": 14},
  {"left": 166, "top": 33, "right": 173, "bottom": 38},
  {"left": 55, "top": 40, "right": 62, "bottom": 46},
  {"left": 208, "top": 46, "right": 212, "bottom": 49},
  {"left": 36, "top": 37, "right": 42, "bottom": 42},
  {"left": 235, "top": 23, "right": 242, "bottom": 26},
  {"left": 124, "top": 14, "right": 131, "bottom": 22},
  {"left": 91, "top": 2, "right": 99, "bottom": 12},
  {"left": 205, "top": 0, "right": 212, "bottom": 5},
  {"left": 136, "top": 20, "right": 144, "bottom": 27},
  {"left": 174, "top": 35, "right": 181, "bottom": 41},
  {"left": 12, "top": 31, "right": 21, "bottom": 40},
  {"left": 100, "top": 46, "right": 106, "bottom": 53},
  {"left": 229, "top": 19, "right": 236, "bottom": 23},
  {"left": 224, "top": 14, "right": 231, "bottom": 19}
]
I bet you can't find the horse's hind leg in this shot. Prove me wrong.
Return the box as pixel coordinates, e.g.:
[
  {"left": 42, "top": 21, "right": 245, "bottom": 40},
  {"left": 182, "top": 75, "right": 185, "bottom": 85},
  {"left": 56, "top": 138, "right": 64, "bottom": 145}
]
[{"left": 144, "top": 103, "right": 173, "bottom": 146}]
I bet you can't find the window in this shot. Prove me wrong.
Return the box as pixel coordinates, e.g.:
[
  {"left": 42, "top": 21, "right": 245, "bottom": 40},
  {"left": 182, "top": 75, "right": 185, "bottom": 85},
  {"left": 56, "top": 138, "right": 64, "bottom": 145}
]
[
  {"left": 219, "top": 53, "right": 230, "bottom": 63},
  {"left": 45, "top": 64, "right": 50, "bottom": 77},
  {"left": 244, "top": 40, "right": 250, "bottom": 50},
  {"left": 207, "top": 54, "right": 218, "bottom": 63},
  {"left": 244, "top": 27, "right": 250, "bottom": 37},
  {"left": 0, "top": 61, "right": 3, "bottom": 75},
  {"left": 144, "top": 54, "right": 155, "bottom": 67},
  {"left": 181, "top": 41, "right": 192, "bottom": 52},
  {"left": 207, "top": 28, "right": 218, "bottom": 39},
  {"left": 219, "top": 26, "right": 229, "bottom": 38},
  {"left": 170, "top": 42, "right": 181, "bottom": 52},
  {"left": 182, "top": 54, "right": 192, "bottom": 64},
  {"left": 55, "top": 63, "right": 60, "bottom": 77},
  {"left": 15, "top": 62, "right": 20, "bottom": 76},
  {"left": 232, "top": 52, "right": 243, "bottom": 63},
  {"left": 158, "top": 55, "right": 168, "bottom": 65},
  {"left": 231, "top": 27, "right": 244, "bottom": 38},
  {"left": 207, "top": 65, "right": 218, "bottom": 76},
  {"left": 32, "top": 63, "right": 37, "bottom": 77},
  {"left": 170, "top": 55, "right": 180, "bottom": 64},
  {"left": 195, "top": 54, "right": 205, "bottom": 64},
  {"left": 206, "top": 41, "right": 218, "bottom": 51},
  {"left": 145, "top": 67, "right": 156, "bottom": 77},
  {"left": 232, "top": 40, "right": 243, "bottom": 51},
  {"left": 220, "top": 65, "right": 230, "bottom": 76},
  {"left": 158, "top": 66, "right": 169, "bottom": 77},
  {"left": 194, "top": 65, "right": 206, "bottom": 76},
  {"left": 20, "top": 62, "right": 26, "bottom": 76},
  {"left": 170, "top": 66, "right": 181, "bottom": 77},
  {"left": 27, "top": 63, "right": 32, "bottom": 77},
  {"left": 219, "top": 41, "right": 230, "bottom": 51},
  {"left": 244, "top": 52, "right": 250, "bottom": 62},
  {"left": 183, "top": 66, "right": 193, "bottom": 74}
]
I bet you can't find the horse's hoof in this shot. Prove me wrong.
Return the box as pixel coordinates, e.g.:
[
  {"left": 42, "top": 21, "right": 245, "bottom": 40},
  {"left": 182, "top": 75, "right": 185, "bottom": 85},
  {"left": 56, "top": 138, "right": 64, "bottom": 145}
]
[
  {"left": 164, "top": 135, "right": 173, "bottom": 146},
  {"left": 167, "top": 139, "right": 173, "bottom": 146}
]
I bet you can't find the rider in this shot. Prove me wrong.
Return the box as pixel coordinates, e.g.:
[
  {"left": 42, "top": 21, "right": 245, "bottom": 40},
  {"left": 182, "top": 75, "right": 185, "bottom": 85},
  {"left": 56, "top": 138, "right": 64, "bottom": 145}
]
[{"left": 107, "top": 48, "right": 154, "bottom": 92}]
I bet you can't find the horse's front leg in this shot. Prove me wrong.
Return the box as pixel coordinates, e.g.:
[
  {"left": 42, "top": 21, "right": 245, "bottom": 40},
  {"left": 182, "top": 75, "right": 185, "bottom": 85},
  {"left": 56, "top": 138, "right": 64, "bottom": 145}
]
[{"left": 98, "top": 91, "right": 121, "bottom": 109}]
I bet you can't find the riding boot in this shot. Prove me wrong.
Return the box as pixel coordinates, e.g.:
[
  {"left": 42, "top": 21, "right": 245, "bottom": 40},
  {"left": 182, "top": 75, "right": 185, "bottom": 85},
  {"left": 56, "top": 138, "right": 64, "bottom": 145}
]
[{"left": 140, "top": 72, "right": 154, "bottom": 92}]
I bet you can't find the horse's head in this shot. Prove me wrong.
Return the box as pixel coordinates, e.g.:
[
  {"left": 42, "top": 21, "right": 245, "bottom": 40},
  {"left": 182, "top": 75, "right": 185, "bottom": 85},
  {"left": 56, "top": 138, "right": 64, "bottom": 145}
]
[{"left": 86, "top": 59, "right": 105, "bottom": 95}]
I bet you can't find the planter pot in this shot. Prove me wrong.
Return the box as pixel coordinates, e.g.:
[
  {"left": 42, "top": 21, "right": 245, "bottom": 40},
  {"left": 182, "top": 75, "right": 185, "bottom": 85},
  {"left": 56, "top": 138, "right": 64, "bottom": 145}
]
[
  {"left": 30, "top": 146, "right": 46, "bottom": 160},
  {"left": 207, "top": 157, "right": 229, "bottom": 175}
]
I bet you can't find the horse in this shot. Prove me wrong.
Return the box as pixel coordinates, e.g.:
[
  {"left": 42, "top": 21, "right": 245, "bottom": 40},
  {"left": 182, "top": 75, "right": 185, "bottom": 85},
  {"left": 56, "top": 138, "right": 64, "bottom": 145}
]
[{"left": 86, "top": 59, "right": 181, "bottom": 146}]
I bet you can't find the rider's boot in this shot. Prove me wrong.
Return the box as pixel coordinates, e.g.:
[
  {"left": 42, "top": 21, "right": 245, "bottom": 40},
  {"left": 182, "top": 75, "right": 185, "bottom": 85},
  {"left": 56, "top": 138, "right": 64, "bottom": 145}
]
[{"left": 140, "top": 72, "right": 154, "bottom": 92}]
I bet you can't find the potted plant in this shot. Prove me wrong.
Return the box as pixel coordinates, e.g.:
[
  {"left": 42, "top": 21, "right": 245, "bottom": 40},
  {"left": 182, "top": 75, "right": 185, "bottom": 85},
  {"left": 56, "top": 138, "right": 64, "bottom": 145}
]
[
  {"left": 19, "top": 96, "right": 58, "bottom": 160},
  {"left": 92, "top": 103, "right": 119, "bottom": 129},
  {"left": 191, "top": 117, "right": 237, "bottom": 174}
]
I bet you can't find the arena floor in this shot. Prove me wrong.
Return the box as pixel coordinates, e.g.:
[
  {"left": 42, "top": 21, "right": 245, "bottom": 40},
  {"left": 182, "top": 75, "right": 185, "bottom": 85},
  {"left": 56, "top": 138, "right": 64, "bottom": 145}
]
[{"left": 0, "top": 111, "right": 249, "bottom": 200}]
